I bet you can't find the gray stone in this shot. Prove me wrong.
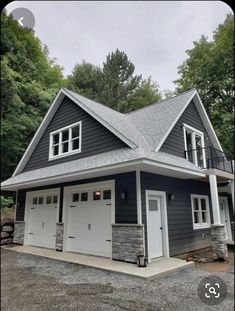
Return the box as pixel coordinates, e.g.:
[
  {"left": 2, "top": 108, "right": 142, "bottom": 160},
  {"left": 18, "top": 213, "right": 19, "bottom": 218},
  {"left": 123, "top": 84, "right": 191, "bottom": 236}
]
[
  {"left": 1, "top": 231, "right": 9, "bottom": 238},
  {"left": 13, "top": 221, "right": 25, "bottom": 244},
  {"left": 112, "top": 224, "right": 145, "bottom": 263},
  {"left": 56, "top": 223, "right": 64, "bottom": 251},
  {"left": 2, "top": 225, "right": 14, "bottom": 232},
  {"left": 1, "top": 238, "right": 13, "bottom": 245},
  {"left": 211, "top": 225, "right": 228, "bottom": 259}
]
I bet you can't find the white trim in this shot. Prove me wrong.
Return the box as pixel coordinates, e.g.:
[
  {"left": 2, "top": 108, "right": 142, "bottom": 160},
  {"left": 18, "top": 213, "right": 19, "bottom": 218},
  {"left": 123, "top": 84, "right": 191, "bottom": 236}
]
[
  {"left": 191, "top": 194, "right": 211, "bottom": 230},
  {"left": 155, "top": 90, "right": 197, "bottom": 152},
  {"left": 14, "top": 190, "right": 18, "bottom": 221},
  {"left": 136, "top": 170, "right": 142, "bottom": 224},
  {"left": 194, "top": 90, "right": 223, "bottom": 151},
  {"left": 12, "top": 88, "right": 136, "bottom": 176},
  {"left": 2, "top": 158, "right": 206, "bottom": 191},
  {"left": 49, "top": 121, "right": 82, "bottom": 160},
  {"left": 24, "top": 188, "right": 60, "bottom": 247},
  {"left": 145, "top": 190, "right": 169, "bottom": 263},
  {"left": 183, "top": 123, "right": 206, "bottom": 168},
  {"left": 219, "top": 196, "right": 232, "bottom": 241},
  {"left": 63, "top": 180, "right": 115, "bottom": 258},
  {"left": 209, "top": 174, "right": 221, "bottom": 225}
]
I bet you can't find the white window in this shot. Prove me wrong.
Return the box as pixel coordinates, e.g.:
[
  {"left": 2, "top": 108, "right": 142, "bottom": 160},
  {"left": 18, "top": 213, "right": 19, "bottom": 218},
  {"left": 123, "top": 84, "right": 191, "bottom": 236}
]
[
  {"left": 191, "top": 195, "right": 211, "bottom": 229},
  {"left": 183, "top": 124, "right": 206, "bottom": 168},
  {"left": 49, "top": 121, "right": 82, "bottom": 160}
]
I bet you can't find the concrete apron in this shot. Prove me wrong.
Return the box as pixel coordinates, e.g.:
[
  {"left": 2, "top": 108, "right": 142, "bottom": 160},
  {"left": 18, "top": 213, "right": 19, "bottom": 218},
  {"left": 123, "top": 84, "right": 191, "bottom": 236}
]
[{"left": 4, "top": 245, "right": 193, "bottom": 280}]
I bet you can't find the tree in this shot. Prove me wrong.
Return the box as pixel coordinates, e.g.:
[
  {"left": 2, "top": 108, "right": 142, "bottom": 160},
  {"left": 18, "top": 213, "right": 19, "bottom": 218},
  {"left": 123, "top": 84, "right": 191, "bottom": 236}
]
[
  {"left": 127, "top": 77, "right": 162, "bottom": 112},
  {"left": 1, "top": 11, "right": 64, "bottom": 181},
  {"left": 98, "top": 49, "right": 142, "bottom": 112},
  {"left": 174, "top": 14, "right": 234, "bottom": 156},
  {"left": 66, "top": 61, "right": 102, "bottom": 100}
]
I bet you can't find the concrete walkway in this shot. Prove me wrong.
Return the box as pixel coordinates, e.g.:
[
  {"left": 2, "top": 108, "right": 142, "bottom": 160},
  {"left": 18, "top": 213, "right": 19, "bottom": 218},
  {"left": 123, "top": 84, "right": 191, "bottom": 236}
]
[{"left": 5, "top": 245, "right": 193, "bottom": 280}]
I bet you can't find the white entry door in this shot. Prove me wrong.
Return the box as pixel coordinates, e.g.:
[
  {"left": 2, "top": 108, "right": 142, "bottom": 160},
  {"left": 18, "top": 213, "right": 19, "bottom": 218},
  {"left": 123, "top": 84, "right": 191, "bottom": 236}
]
[
  {"left": 25, "top": 190, "right": 59, "bottom": 249},
  {"left": 147, "top": 194, "right": 164, "bottom": 259},
  {"left": 64, "top": 181, "right": 114, "bottom": 258},
  {"left": 219, "top": 197, "right": 232, "bottom": 241}
]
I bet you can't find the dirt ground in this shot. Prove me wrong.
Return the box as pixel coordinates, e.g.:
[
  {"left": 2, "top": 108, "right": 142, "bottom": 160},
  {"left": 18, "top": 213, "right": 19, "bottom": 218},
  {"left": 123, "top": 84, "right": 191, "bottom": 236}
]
[{"left": 1, "top": 248, "right": 234, "bottom": 311}]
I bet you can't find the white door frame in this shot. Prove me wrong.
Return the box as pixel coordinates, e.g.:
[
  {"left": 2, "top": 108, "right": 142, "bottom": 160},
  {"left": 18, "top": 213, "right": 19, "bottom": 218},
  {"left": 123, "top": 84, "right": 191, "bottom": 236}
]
[
  {"left": 219, "top": 196, "right": 232, "bottom": 241},
  {"left": 24, "top": 188, "right": 60, "bottom": 246},
  {"left": 145, "top": 190, "right": 169, "bottom": 263},
  {"left": 63, "top": 180, "right": 115, "bottom": 257}
]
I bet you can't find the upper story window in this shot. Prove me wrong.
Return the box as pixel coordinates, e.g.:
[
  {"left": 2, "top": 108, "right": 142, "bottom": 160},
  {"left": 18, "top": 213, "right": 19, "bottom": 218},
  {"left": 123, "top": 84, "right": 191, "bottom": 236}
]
[
  {"left": 183, "top": 124, "right": 206, "bottom": 168},
  {"left": 49, "top": 121, "right": 82, "bottom": 160},
  {"left": 191, "top": 195, "right": 211, "bottom": 229}
]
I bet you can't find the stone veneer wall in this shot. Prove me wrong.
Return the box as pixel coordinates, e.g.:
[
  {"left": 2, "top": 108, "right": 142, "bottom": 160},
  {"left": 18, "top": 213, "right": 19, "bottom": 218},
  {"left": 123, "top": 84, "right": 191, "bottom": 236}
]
[
  {"left": 13, "top": 221, "right": 25, "bottom": 244},
  {"left": 211, "top": 225, "right": 228, "bottom": 259},
  {"left": 56, "top": 223, "right": 64, "bottom": 251},
  {"left": 112, "top": 224, "right": 145, "bottom": 263}
]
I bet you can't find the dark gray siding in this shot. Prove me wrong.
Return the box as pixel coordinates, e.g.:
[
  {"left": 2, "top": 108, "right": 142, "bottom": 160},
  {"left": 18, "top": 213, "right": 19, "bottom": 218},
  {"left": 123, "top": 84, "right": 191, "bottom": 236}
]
[
  {"left": 141, "top": 172, "right": 213, "bottom": 257},
  {"left": 23, "top": 96, "right": 127, "bottom": 172},
  {"left": 15, "top": 172, "right": 137, "bottom": 224},
  {"left": 160, "top": 100, "right": 214, "bottom": 158}
]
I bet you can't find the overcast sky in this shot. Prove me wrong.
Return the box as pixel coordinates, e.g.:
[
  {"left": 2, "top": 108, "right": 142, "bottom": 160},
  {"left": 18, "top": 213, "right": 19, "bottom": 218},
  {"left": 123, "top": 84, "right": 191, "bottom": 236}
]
[{"left": 5, "top": 1, "right": 232, "bottom": 91}]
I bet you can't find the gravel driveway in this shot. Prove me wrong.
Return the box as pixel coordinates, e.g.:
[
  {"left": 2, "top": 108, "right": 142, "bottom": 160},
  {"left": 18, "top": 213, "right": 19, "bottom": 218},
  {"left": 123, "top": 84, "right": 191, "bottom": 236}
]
[{"left": 1, "top": 248, "right": 234, "bottom": 311}]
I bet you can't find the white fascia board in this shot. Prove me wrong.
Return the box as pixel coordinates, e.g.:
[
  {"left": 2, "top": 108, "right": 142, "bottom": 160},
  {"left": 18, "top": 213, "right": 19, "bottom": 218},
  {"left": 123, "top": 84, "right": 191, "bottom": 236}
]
[
  {"left": 2, "top": 157, "right": 205, "bottom": 191},
  {"left": 155, "top": 90, "right": 197, "bottom": 152},
  {"left": 62, "top": 88, "right": 137, "bottom": 149},
  {"left": 12, "top": 89, "right": 66, "bottom": 176},
  {"left": 193, "top": 90, "right": 223, "bottom": 152}
]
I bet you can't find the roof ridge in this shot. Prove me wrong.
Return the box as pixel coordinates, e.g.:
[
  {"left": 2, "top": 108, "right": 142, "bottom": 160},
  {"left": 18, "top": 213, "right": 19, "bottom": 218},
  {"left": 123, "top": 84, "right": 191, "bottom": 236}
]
[
  {"left": 126, "top": 88, "right": 196, "bottom": 115},
  {"left": 63, "top": 88, "right": 124, "bottom": 115}
]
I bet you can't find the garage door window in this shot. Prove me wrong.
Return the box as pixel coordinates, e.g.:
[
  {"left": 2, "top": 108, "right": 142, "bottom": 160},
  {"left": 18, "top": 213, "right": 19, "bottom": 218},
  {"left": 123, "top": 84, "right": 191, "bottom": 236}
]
[
  {"left": 53, "top": 196, "right": 58, "bottom": 203},
  {"left": 72, "top": 193, "right": 79, "bottom": 202},
  {"left": 33, "top": 197, "right": 38, "bottom": 205},
  {"left": 103, "top": 190, "right": 111, "bottom": 200},
  {"left": 38, "top": 197, "right": 44, "bottom": 204},
  {"left": 81, "top": 192, "right": 88, "bottom": 201},
  {"left": 93, "top": 191, "right": 101, "bottom": 200}
]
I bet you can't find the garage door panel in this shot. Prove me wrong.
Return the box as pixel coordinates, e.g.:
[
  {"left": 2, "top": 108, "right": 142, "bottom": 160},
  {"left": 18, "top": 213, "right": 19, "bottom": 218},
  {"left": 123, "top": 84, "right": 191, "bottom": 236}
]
[
  {"left": 26, "top": 191, "right": 58, "bottom": 249},
  {"left": 65, "top": 183, "right": 113, "bottom": 257}
]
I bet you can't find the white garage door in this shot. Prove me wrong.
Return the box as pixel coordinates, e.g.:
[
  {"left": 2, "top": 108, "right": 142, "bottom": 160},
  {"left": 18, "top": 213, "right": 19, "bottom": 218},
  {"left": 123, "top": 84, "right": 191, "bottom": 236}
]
[
  {"left": 25, "top": 189, "right": 59, "bottom": 249},
  {"left": 64, "top": 181, "right": 114, "bottom": 257}
]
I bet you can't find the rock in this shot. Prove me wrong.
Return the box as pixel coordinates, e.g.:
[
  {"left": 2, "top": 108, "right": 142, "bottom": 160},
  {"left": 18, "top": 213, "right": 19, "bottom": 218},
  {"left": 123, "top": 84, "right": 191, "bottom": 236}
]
[
  {"left": 1, "top": 232, "right": 9, "bottom": 238},
  {"left": 2, "top": 225, "right": 14, "bottom": 232},
  {"left": 1, "top": 238, "right": 13, "bottom": 245}
]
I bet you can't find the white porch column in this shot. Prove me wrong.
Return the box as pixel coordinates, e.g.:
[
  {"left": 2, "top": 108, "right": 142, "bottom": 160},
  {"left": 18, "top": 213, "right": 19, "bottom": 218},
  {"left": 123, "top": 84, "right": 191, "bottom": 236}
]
[
  {"left": 231, "top": 179, "right": 234, "bottom": 211},
  {"left": 136, "top": 170, "right": 142, "bottom": 224},
  {"left": 209, "top": 174, "right": 221, "bottom": 225}
]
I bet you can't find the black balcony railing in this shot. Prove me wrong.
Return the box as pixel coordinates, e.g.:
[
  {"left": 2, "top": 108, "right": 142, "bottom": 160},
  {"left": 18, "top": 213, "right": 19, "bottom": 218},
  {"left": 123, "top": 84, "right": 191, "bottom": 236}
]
[{"left": 185, "top": 146, "right": 234, "bottom": 174}]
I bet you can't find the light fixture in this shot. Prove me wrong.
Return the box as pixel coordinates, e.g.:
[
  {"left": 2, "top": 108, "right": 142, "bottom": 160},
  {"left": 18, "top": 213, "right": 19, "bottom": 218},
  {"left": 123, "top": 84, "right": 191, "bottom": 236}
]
[
  {"left": 168, "top": 194, "right": 175, "bottom": 201},
  {"left": 121, "top": 192, "right": 127, "bottom": 200}
]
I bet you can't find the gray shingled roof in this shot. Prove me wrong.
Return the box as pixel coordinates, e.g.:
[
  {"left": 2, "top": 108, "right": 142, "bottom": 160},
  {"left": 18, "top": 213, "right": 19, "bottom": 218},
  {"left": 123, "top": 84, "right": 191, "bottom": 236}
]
[
  {"left": 1, "top": 148, "right": 203, "bottom": 188},
  {"left": 65, "top": 88, "right": 196, "bottom": 151},
  {"left": 1, "top": 88, "right": 204, "bottom": 189}
]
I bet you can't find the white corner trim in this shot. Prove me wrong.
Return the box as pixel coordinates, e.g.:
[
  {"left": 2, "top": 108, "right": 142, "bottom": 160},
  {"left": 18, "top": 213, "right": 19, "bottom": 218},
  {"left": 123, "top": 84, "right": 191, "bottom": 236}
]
[
  {"left": 136, "top": 170, "right": 142, "bottom": 224},
  {"left": 155, "top": 90, "right": 197, "bottom": 152}
]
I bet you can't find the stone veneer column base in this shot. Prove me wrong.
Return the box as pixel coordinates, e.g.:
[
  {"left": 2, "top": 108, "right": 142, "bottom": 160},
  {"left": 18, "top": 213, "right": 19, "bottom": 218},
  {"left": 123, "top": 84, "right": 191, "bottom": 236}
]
[
  {"left": 13, "top": 221, "right": 25, "bottom": 244},
  {"left": 211, "top": 225, "right": 228, "bottom": 259},
  {"left": 112, "top": 224, "right": 145, "bottom": 263},
  {"left": 56, "top": 223, "right": 64, "bottom": 251}
]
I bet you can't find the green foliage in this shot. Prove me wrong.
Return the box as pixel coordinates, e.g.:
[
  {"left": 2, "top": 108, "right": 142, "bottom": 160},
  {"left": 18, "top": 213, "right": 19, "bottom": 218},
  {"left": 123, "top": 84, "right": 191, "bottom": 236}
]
[
  {"left": 174, "top": 14, "right": 234, "bottom": 157},
  {"left": 1, "top": 11, "right": 64, "bottom": 181},
  {"left": 0, "top": 196, "right": 14, "bottom": 209},
  {"left": 66, "top": 50, "right": 162, "bottom": 113}
]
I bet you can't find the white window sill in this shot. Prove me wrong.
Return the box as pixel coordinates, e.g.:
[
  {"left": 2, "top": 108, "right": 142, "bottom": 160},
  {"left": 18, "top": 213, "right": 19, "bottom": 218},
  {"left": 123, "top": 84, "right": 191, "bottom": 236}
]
[{"left": 193, "top": 224, "right": 211, "bottom": 230}]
